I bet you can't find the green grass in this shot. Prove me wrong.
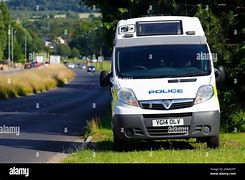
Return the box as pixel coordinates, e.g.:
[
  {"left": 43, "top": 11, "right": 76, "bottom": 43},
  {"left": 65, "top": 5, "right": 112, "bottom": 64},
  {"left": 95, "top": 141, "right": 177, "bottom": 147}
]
[
  {"left": 0, "top": 64, "right": 75, "bottom": 98},
  {"left": 64, "top": 114, "right": 245, "bottom": 163},
  {"left": 93, "top": 61, "right": 111, "bottom": 72}
]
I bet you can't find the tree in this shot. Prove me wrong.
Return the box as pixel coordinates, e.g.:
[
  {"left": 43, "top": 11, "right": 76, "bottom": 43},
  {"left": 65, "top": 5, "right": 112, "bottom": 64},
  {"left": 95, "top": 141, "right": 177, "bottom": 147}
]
[
  {"left": 194, "top": 5, "right": 228, "bottom": 63},
  {"left": 0, "top": 15, "right": 5, "bottom": 61},
  {"left": 70, "top": 48, "right": 80, "bottom": 58},
  {"left": 13, "top": 41, "right": 24, "bottom": 63},
  {"left": 8, "top": 0, "right": 91, "bottom": 12},
  {"left": 0, "top": 2, "right": 11, "bottom": 61},
  {"left": 57, "top": 44, "right": 71, "bottom": 57},
  {"left": 68, "top": 18, "right": 109, "bottom": 56}
]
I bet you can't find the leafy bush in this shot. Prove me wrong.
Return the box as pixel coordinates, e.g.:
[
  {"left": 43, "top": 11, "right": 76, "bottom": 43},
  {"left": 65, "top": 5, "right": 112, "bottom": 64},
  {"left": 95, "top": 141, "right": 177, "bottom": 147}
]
[{"left": 228, "top": 110, "right": 245, "bottom": 132}]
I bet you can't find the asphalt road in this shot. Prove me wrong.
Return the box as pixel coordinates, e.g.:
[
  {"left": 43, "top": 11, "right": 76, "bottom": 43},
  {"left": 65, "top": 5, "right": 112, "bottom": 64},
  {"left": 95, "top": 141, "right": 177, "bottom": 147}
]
[
  {"left": 0, "top": 69, "right": 111, "bottom": 163},
  {"left": 0, "top": 67, "right": 24, "bottom": 74}
]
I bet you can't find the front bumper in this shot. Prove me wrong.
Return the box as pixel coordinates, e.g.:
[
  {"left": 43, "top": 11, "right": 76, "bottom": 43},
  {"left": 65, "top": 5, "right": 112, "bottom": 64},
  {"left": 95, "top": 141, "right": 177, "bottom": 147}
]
[{"left": 112, "top": 111, "right": 220, "bottom": 141}]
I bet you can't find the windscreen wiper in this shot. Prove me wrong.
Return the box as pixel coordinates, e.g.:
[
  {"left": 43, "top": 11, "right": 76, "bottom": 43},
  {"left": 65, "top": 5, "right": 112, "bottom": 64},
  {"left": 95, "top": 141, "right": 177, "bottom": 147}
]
[
  {"left": 174, "top": 72, "right": 209, "bottom": 77},
  {"left": 128, "top": 75, "right": 177, "bottom": 79}
]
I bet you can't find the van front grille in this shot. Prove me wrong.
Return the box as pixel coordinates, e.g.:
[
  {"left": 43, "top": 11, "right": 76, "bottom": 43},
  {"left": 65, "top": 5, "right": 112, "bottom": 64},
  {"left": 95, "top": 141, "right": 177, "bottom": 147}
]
[{"left": 139, "top": 99, "right": 194, "bottom": 110}]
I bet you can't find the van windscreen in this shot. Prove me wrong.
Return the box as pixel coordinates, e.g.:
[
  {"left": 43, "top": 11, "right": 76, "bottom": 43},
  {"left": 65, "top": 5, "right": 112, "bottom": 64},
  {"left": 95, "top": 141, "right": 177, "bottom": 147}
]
[
  {"left": 136, "top": 20, "right": 183, "bottom": 36},
  {"left": 116, "top": 45, "right": 211, "bottom": 79}
]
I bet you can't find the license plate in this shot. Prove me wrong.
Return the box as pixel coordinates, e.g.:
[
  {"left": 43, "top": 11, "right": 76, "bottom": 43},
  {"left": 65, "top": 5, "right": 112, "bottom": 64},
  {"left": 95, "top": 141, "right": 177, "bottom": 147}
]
[{"left": 152, "top": 118, "right": 184, "bottom": 127}]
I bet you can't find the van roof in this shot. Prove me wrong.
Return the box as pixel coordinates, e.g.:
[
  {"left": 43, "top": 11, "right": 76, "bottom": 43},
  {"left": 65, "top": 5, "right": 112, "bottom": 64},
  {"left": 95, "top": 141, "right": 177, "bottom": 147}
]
[{"left": 114, "top": 16, "right": 207, "bottom": 47}]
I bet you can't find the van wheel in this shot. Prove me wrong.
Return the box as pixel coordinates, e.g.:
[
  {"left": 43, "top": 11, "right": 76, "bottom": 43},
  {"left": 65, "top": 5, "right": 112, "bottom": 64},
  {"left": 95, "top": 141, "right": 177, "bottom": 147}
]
[
  {"left": 113, "top": 134, "right": 129, "bottom": 152},
  {"left": 207, "top": 135, "right": 220, "bottom": 148}
]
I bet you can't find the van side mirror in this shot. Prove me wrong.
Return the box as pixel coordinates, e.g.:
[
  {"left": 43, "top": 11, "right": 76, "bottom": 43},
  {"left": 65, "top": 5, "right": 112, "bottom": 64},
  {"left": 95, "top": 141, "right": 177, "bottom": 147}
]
[
  {"left": 215, "top": 66, "right": 225, "bottom": 84},
  {"left": 100, "top": 71, "right": 112, "bottom": 87}
]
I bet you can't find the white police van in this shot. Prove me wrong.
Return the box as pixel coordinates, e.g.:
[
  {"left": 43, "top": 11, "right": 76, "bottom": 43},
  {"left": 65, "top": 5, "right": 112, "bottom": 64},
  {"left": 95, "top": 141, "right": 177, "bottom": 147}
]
[{"left": 100, "top": 16, "right": 225, "bottom": 150}]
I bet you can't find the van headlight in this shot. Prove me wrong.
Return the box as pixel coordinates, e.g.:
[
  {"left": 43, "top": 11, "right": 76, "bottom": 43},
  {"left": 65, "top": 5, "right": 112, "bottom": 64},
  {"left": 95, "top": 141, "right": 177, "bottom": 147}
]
[
  {"left": 118, "top": 88, "right": 139, "bottom": 107},
  {"left": 195, "top": 85, "right": 214, "bottom": 104}
]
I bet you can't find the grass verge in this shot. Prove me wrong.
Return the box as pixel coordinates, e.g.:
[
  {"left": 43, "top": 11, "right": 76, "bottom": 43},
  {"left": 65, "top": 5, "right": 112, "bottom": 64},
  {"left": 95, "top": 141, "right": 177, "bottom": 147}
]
[
  {"left": 93, "top": 61, "right": 111, "bottom": 72},
  {"left": 0, "top": 64, "right": 75, "bottom": 98},
  {"left": 64, "top": 113, "right": 245, "bottom": 163}
]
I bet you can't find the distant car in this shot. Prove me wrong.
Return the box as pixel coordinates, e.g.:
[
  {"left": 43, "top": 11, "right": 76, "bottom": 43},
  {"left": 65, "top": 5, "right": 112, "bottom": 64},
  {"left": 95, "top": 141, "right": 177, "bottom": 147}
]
[
  {"left": 31, "top": 61, "right": 37, "bottom": 68},
  {"left": 24, "top": 63, "right": 31, "bottom": 69},
  {"left": 91, "top": 58, "right": 97, "bottom": 63},
  {"left": 67, "top": 63, "right": 75, "bottom": 69},
  {"left": 44, "top": 61, "right": 49, "bottom": 66},
  {"left": 87, "top": 65, "right": 96, "bottom": 72},
  {"left": 79, "top": 64, "right": 86, "bottom": 70}
]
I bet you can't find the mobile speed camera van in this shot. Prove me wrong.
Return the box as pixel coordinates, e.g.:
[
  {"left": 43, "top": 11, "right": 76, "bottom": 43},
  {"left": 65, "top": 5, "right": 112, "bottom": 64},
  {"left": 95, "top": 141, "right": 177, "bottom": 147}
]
[{"left": 100, "top": 16, "right": 225, "bottom": 150}]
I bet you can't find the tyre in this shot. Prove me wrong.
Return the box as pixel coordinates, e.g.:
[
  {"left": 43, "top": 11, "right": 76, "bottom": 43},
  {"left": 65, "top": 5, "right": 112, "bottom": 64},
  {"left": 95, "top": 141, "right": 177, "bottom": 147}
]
[
  {"left": 99, "top": 71, "right": 110, "bottom": 86},
  {"left": 113, "top": 132, "right": 129, "bottom": 152},
  {"left": 207, "top": 135, "right": 220, "bottom": 148}
]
